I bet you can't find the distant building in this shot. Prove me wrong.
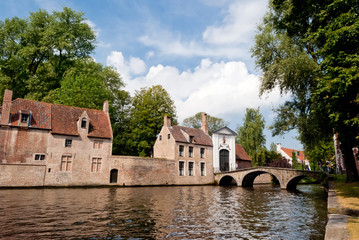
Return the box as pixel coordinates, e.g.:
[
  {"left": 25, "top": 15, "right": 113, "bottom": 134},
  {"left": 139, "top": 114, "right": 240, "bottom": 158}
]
[
  {"left": 276, "top": 143, "right": 310, "bottom": 170},
  {"left": 212, "top": 127, "right": 251, "bottom": 172},
  {"left": 333, "top": 133, "right": 359, "bottom": 174},
  {"left": 235, "top": 144, "right": 251, "bottom": 169},
  {"left": 153, "top": 114, "right": 214, "bottom": 185}
]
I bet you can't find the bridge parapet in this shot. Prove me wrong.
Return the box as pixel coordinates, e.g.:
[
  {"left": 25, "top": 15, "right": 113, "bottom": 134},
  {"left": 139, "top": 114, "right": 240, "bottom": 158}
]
[{"left": 214, "top": 167, "right": 327, "bottom": 190}]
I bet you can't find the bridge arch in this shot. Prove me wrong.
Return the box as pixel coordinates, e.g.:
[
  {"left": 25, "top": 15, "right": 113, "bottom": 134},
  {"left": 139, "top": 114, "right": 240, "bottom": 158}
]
[
  {"left": 219, "top": 175, "right": 238, "bottom": 186},
  {"left": 285, "top": 175, "right": 306, "bottom": 190},
  {"left": 241, "top": 170, "right": 282, "bottom": 188}
]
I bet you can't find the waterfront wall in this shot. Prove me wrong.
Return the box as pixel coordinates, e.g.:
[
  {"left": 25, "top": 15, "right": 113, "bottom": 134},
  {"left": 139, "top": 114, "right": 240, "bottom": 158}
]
[
  {"left": 0, "top": 164, "right": 46, "bottom": 187},
  {"left": 111, "top": 156, "right": 215, "bottom": 186},
  {"left": 0, "top": 155, "right": 215, "bottom": 187}
]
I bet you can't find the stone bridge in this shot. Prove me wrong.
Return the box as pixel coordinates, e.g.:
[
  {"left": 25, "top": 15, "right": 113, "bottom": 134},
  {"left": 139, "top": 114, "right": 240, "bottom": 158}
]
[{"left": 214, "top": 167, "right": 327, "bottom": 190}]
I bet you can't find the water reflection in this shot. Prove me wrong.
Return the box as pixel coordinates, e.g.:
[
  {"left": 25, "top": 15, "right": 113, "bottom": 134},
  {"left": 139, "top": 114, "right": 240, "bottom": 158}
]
[{"left": 0, "top": 185, "right": 327, "bottom": 239}]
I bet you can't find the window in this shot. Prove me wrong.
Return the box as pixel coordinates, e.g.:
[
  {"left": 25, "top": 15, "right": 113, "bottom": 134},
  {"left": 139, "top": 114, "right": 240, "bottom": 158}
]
[
  {"left": 179, "top": 161, "right": 185, "bottom": 176},
  {"left": 189, "top": 136, "right": 194, "bottom": 143},
  {"left": 168, "top": 134, "right": 171, "bottom": 139},
  {"left": 189, "top": 147, "right": 193, "bottom": 157},
  {"left": 34, "top": 154, "right": 45, "bottom": 160},
  {"left": 200, "top": 148, "right": 205, "bottom": 158},
  {"left": 91, "top": 157, "right": 102, "bottom": 172},
  {"left": 93, "top": 140, "right": 103, "bottom": 149},
  {"left": 200, "top": 162, "right": 205, "bottom": 176},
  {"left": 65, "top": 139, "right": 72, "bottom": 147},
  {"left": 188, "top": 162, "right": 194, "bottom": 176},
  {"left": 81, "top": 118, "right": 87, "bottom": 128},
  {"left": 179, "top": 145, "right": 184, "bottom": 157},
  {"left": 159, "top": 135, "right": 162, "bottom": 141},
  {"left": 60, "top": 155, "right": 72, "bottom": 171},
  {"left": 21, "top": 114, "right": 29, "bottom": 123}
]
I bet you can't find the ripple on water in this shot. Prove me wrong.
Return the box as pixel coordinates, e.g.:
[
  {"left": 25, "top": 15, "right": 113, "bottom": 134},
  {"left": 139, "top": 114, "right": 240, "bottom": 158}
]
[{"left": 0, "top": 185, "right": 327, "bottom": 239}]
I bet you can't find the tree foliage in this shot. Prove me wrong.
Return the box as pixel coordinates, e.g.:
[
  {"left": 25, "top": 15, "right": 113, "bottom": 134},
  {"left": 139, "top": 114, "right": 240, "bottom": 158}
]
[
  {"left": 182, "top": 112, "right": 228, "bottom": 135},
  {"left": 252, "top": 0, "right": 359, "bottom": 182},
  {"left": 236, "top": 108, "right": 266, "bottom": 166},
  {"left": 126, "top": 85, "right": 177, "bottom": 157},
  {"left": 269, "top": 157, "right": 291, "bottom": 168},
  {"left": 0, "top": 7, "right": 96, "bottom": 101}
]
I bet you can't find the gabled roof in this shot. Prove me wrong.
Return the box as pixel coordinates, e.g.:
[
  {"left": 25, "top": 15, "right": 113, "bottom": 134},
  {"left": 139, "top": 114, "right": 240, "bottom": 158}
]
[
  {"left": 281, "top": 147, "right": 307, "bottom": 161},
  {"left": 212, "top": 126, "right": 237, "bottom": 136},
  {"left": 168, "top": 125, "right": 213, "bottom": 146},
  {"left": 1, "top": 98, "right": 112, "bottom": 139},
  {"left": 235, "top": 144, "right": 251, "bottom": 161}
]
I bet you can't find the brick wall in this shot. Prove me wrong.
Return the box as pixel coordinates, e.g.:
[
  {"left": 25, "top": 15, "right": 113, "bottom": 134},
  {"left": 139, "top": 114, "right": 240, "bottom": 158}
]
[{"left": 0, "top": 164, "right": 46, "bottom": 187}]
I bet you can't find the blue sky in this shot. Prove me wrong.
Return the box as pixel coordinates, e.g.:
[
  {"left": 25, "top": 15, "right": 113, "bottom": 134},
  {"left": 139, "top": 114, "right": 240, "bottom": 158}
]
[{"left": 0, "top": 0, "right": 302, "bottom": 150}]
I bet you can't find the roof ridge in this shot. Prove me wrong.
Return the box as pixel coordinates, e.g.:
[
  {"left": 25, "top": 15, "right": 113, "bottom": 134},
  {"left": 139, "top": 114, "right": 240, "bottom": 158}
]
[{"left": 13, "top": 98, "right": 105, "bottom": 113}]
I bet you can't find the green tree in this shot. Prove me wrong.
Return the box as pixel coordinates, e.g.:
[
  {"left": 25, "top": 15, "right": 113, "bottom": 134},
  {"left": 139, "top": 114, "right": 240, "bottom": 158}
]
[
  {"left": 291, "top": 152, "right": 298, "bottom": 170},
  {"left": 129, "top": 85, "right": 177, "bottom": 157},
  {"left": 0, "top": 7, "right": 96, "bottom": 101},
  {"left": 182, "top": 112, "right": 228, "bottom": 135},
  {"left": 236, "top": 108, "right": 266, "bottom": 166},
  {"left": 252, "top": 0, "right": 359, "bottom": 182}
]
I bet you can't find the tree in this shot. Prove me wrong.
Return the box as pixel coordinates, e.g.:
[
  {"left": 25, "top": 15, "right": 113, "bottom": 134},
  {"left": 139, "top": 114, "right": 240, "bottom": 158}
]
[
  {"left": 252, "top": 0, "right": 359, "bottom": 182},
  {"left": 291, "top": 152, "right": 298, "bottom": 170},
  {"left": 269, "top": 157, "right": 291, "bottom": 168},
  {"left": 182, "top": 112, "right": 228, "bottom": 135},
  {"left": 129, "top": 85, "right": 177, "bottom": 157},
  {"left": 0, "top": 7, "right": 96, "bottom": 101},
  {"left": 236, "top": 108, "right": 266, "bottom": 166}
]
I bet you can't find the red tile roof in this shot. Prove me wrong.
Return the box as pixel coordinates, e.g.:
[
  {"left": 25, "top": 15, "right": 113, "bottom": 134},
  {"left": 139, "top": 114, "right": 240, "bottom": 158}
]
[
  {"left": 281, "top": 147, "right": 307, "bottom": 161},
  {"left": 235, "top": 144, "right": 251, "bottom": 161},
  {"left": 169, "top": 125, "right": 213, "bottom": 146},
  {"left": 1, "top": 98, "right": 112, "bottom": 139}
]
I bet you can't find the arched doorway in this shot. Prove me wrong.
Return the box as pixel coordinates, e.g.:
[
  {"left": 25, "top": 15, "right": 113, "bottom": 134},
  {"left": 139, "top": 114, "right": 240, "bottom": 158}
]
[
  {"left": 219, "top": 149, "right": 229, "bottom": 171},
  {"left": 110, "top": 169, "right": 118, "bottom": 183}
]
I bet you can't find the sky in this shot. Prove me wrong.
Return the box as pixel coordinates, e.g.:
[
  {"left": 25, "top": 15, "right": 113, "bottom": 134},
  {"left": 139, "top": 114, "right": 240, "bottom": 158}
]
[{"left": 0, "top": 0, "right": 302, "bottom": 150}]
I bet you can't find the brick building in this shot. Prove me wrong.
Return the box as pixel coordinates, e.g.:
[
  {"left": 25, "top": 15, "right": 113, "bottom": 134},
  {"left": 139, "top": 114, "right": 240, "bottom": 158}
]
[
  {"left": 0, "top": 89, "right": 113, "bottom": 186},
  {"left": 153, "top": 114, "right": 214, "bottom": 185},
  {"left": 276, "top": 143, "right": 310, "bottom": 170}
]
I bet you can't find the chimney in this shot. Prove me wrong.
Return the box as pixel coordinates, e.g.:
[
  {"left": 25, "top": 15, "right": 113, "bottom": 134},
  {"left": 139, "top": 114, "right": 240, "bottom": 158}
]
[
  {"left": 0, "top": 89, "right": 13, "bottom": 125},
  {"left": 164, "top": 115, "right": 171, "bottom": 127},
  {"left": 201, "top": 112, "right": 208, "bottom": 134},
  {"left": 276, "top": 143, "right": 281, "bottom": 152},
  {"left": 103, "top": 100, "right": 109, "bottom": 114}
]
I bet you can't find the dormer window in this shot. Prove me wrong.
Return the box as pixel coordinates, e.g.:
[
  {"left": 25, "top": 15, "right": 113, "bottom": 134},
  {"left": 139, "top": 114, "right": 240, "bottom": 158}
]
[
  {"left": 21, "top": 114, "right": 29, "bottom": 123},
  {"left": 81, "top": 118, "right": 87, "bottom": 128},
  {"left": 189, "top": 136, "right": 194, "bottom": 143}
]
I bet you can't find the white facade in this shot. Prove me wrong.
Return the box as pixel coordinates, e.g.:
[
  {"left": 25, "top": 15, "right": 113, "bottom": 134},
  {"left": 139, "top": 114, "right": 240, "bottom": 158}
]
[{"left": 212, "top": 127, "right": 237, "bottom": 173}]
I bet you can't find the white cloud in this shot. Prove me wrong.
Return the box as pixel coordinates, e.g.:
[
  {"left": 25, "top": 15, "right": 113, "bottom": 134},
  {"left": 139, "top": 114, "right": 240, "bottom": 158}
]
[
  {"left": 108, "top": 52, "right": 288, "bottom": 123},
  {"left": 203, "top": 0, "right": 267, "bottom": 45},
  {"left": 138, "top": 0, "right": 267, "bottom": 60},
  {"left": 107, "top": 51, "right": 147, "bottom": 81}
]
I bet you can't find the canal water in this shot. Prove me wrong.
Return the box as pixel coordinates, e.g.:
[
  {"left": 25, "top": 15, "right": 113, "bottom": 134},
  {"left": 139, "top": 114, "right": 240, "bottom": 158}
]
[{"left": 0, "top": 185, "right": 327, "bottom": 239}]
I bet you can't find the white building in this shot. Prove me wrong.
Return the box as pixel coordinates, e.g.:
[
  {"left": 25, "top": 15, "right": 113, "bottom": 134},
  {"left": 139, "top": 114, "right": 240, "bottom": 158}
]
[{"left": 212, "top": 127, "right": 237, "bottom": 173}]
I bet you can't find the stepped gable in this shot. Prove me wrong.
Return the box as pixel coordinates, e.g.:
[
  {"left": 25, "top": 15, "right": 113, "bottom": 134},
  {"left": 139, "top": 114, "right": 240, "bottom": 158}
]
[
  {"left": 169, "top": 125, "right": 213, "bottom": 146},
  {"left": 235, "top": 144, "right": 251, "bottom": 161},
  {"left": 51, "top": 104, "right": 112, "bottom": 139}
]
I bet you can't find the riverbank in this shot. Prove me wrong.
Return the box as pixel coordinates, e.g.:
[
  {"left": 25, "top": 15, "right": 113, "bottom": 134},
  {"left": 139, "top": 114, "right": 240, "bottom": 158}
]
[{"left": 325, "top": 175, "right": 359, "bottom": 240}]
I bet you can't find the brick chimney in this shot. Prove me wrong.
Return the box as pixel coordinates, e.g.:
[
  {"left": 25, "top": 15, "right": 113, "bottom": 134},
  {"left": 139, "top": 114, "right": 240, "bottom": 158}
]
[
  {"left": 164, "top": 115, "right": 171, "bottom": 127},
  {"left": 201, "top": 112, "right": 208, "bottom": 134},
  {"left": 0, "top": 89, "right": 13, "bottom": 125},
  {"left": 103, "top": 100, "right": 109, "bottom": 114}
]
